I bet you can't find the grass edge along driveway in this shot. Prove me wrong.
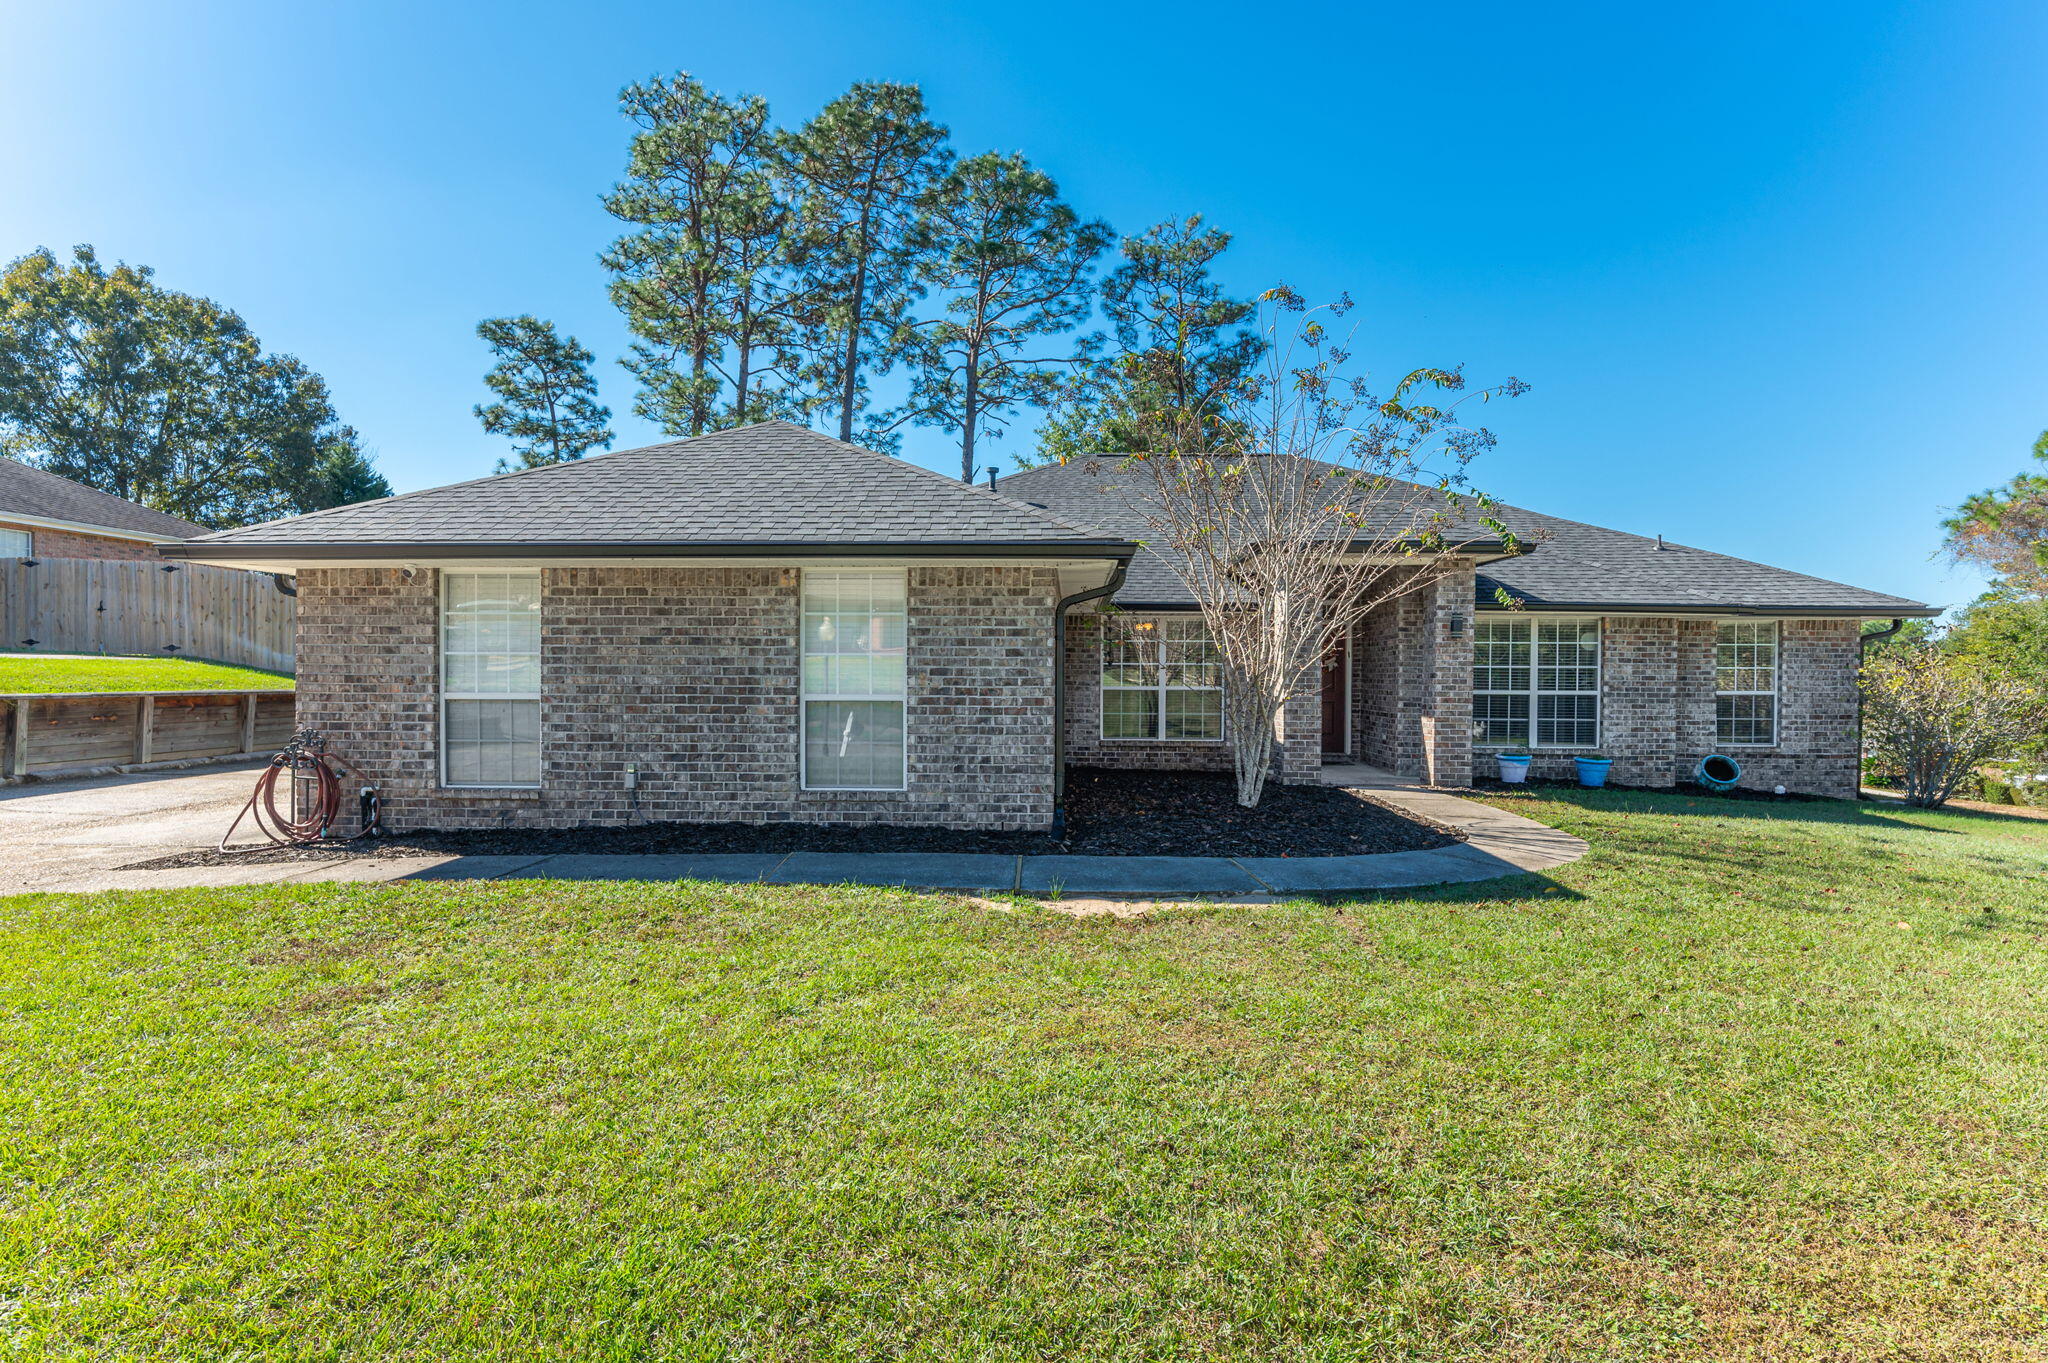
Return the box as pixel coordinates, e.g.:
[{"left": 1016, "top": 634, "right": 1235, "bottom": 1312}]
[{"left": 3, "top": 787, "right": 2046, "bottom": 1359}]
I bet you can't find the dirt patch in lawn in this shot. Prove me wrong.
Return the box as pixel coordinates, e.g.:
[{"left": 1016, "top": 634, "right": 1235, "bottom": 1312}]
[{"left": 127, "top": 766, "right": 1461, "bottom": 868}]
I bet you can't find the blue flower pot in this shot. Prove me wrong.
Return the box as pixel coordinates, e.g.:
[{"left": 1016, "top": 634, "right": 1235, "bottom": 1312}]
[
  {"left": 1696, "top": 754, "right": 1742, "bottom": 791},
  {"left": 1496, "top": 754, "right": 1532, "bottom": 784},
  {"left": 1575, "top": 757, "right": 1612, "bottom": 788}
]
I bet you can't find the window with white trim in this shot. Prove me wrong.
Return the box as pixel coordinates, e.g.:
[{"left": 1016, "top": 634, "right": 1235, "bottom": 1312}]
[
  {"left": 1472, "top": 615, "right": 1601, "bottom": 747},
  {"left": 441, "top": 570, "right": 541, "bottom": 787},
  {"left": 801, "top": 569, "right": 907, "bottom": 790},
  {"left": 1100, "top": 615, "right": 1223, "bottom": 741},
  {"left": 0, "top": 528, "right": 30, "bottom": 557},
  {"left": 1715, "top": 621, "right": 1777, "bottom": 745}
]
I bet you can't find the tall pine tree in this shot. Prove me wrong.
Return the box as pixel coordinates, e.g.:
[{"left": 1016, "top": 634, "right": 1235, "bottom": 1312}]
[
  {"left": 784, "top": 82, "right": 950, "bottom": 448},
  {"left": 1035, "top": 215, "right": 1265, "bottom": 462},
  {"left": 898, "top": 153, "right": 1110, "bottom": 481},
  {"left": 473, "top": 316, "right": 614, "bottom": 472}
]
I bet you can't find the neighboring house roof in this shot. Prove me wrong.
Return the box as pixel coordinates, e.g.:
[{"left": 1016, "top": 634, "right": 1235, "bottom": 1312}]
[
  {"left": 0, "top": 459, "right": 210, "bottom": 541},
  {"left": 999, "top": 456, "right": 1937, "bottom": 618},
  {"left": 168, "top": 422, "right": 1134, "bottom": 561}
]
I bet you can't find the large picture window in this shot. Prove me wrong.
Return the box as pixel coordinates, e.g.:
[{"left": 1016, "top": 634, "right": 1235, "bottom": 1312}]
[
  {"left": 1716, "top": 621, "right": 1778, "bottom": 745},
  {"left": 441, "top": 570, "right": 541, "bottom": 787},
  {"left": 1472, "top": 616, "right": 1601, "bottom": 747},
  {"left": 802, "top": 569, "right": 907, "bottom": 790},
  {"left": 1101, "top": 615, "right": 1222, "bottom": 741}
]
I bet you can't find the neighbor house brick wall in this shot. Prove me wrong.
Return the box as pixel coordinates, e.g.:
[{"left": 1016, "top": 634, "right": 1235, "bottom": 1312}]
[
  {"left": 1472, "top": 615, "right": 1862, "bottom": 798},
  {"left": 0, "top": 518, "right": 166, "bottom": 560},
  {"left": 296, "top": 563, "right": 1060, "bottom": 834}
]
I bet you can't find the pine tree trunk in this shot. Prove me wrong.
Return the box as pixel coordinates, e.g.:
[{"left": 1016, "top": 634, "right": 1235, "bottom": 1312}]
[{"left": 960, "top": 366, "right": 978, "bottom": 482}]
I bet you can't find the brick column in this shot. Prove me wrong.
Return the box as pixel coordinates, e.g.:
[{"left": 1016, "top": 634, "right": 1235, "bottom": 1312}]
[
  {"left": 1275, "top": 687, "right": 1322, "bottom": 785},
  {"left": 1417, "top": 563, "right": 1474, "bottom": 787}
]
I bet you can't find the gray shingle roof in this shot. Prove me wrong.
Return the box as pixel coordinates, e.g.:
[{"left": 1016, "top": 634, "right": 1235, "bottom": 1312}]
[
  {"left": 999, "top": 457, "right": 1936, "bottom": 617},
  {"left": 0, "top": 459, "right": 209, "bottom": 540},
  {"left": 175, "top": 422, "right": 1130, "bottom": 556}
]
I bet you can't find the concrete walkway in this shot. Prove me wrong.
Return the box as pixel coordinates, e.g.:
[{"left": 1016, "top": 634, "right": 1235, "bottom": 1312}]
[{"left": 4, "top": 764, "right": 1587, "bottom": 897}]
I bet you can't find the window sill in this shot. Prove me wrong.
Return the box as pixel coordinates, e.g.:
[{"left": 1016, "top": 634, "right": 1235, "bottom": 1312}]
[
  {"left": 437, "top": 786, "right": 545, "bottom": 800},
  {"left": 1099, "top": 736, "right": 1226, "bottom": 745}
]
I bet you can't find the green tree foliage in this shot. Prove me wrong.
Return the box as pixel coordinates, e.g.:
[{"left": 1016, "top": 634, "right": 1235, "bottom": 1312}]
[
  {"left": 473, "top": 316, "right": 614, "bottom": 472},
  {"left": 897, "top": 153, "right": 1111, "bottom": 481},
  {"left": 0, "top": 245, "right": 388, "bottom": 527},
  {"left": 1034, "top": 215, "right": 1266, "bottom": 463},
  {"left": 784, "top": 82, "right": 951, "bottom": 448},
  {"left": 604, "top": 75, "right": 803, "bottom": 436},
  {"left": 1944, "top": 429, "right": 2048, "bottom": 598}
]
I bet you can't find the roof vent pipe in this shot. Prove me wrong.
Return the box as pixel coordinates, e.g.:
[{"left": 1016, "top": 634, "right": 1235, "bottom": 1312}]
[
  {"left": 1656, "top": 534, "right": 1666, "bottom": 551},
  {"left": 985, "top": 466, "right": 998, "bottom": 491}
]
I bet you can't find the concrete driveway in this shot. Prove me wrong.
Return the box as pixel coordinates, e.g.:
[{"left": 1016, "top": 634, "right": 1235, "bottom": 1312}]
[{"left": 0, "top": 763, "right": 267, "bottom": 894}]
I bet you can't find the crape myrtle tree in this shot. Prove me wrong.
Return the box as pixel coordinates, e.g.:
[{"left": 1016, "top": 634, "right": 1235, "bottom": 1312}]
[
  {"left": 0, "top": 245, "right": 390, "bottom": 527},
  {"left": 784, "top": 82, "right": 951, "bottom": 449},
  {"left": 1862, "top": 644, "right": 2046, "bottom": 807},
  {"left": 897, "top": 152, "right": 1112, "bottom": 481},
  {"left": 1113, "top": 288, "right": 1527, "bottom": 808},
  {"left": 473, "top": 316, "right": 614, "bottom": 472},
  {"left": 1035, "top": 214, "right": 1266, "bottom": 464}
]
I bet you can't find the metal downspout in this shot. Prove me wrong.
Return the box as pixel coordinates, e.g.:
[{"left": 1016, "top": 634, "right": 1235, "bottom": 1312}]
[
  {"left": 1051, "top": 557, "right": 1131, "bottom": 838},
  {"left": 1856, "top": 618, "right": 1905, "bottom": 798}
]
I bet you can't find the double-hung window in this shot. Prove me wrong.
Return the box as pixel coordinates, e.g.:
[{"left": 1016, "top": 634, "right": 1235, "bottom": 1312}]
[
  {"left": 441, "top": 570, "right": 541, "bottom": 787},
  {"left": 1101, "top": 615, "right": 1223, "bottom": 740},
  {"left": 0, "top": 528, "right": 29, "bottom": 558},
  {"left": 1715, "top": 621, "right": 1778, "bottom": 745},
  {"left": 801, "top": 569, "right": 907, "bottom": 790},
  {"left": 1472, "top": 615, "right": 1601, "bottom": 747}
]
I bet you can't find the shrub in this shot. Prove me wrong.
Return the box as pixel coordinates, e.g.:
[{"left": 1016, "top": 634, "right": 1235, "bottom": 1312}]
[{"left": 1862, "top": 647, "right": 2047, "bottom": 808}]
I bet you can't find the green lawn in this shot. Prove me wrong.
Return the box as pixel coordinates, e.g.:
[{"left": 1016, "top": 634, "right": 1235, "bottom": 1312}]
[
  {"left": 0, "top": 652, "right": 293, "bottom": 693},
  {"left": 5, "top": 790, "right": 2048, "bottom": 1359}
]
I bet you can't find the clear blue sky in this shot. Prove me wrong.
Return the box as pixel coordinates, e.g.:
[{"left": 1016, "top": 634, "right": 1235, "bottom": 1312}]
[{"left": 4, "top": 0, "right": 2042, "bottom": 612}]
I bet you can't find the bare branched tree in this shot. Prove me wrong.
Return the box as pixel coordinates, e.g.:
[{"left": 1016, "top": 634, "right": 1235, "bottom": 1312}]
[
  {"left": 1863, "top": 644, "right": 2046, "bottom": 807},
  {"left": 1109, "top": 287, "right": 1530, "bottom": 807}
]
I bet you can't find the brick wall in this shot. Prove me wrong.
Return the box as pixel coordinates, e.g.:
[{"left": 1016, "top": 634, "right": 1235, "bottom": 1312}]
[
  {"left": 1472, "top": 615, "right": 1862, "bottom": 798},
  {"left": 1062, "top": 612, "right": 1232, "bottom": 772},
  {"left": 0, "top": 518, "right": 165, "bottom": 560},
  {"left": 296, "top": 563, "right": 1060, "bottom": 833}
]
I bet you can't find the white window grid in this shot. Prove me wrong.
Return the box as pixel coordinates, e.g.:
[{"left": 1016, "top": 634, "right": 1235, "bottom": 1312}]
[
  {"left": 440, "top": 568, "right": 543, "bottom": 789},
  {"left": 1471, "top": 615, "right": 1601, "bottom": 748},
  {"left": 800, "top": 568, "right": 908, "bottom": 791},
  {"left": 1100, "top": 615, "right": 1224, "bottom": 742},
  {"left": 1715, "top": 620, "right": 1779, "bottom": 746}
]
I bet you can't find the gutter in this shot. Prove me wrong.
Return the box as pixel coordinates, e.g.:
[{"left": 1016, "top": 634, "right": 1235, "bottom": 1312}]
[
  {"left": 1050, "top": 555, "right": 1132, "bottom": 839},
  {"left": 1856, "top": 617, "right": 1906, "bottom": 798},
  {"left": 158, "top": 537, "right": 1140, "bottom": 563}
]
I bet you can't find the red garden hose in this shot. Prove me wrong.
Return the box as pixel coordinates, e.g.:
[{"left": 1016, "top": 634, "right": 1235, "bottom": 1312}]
[{"left": 220, "top": 728, "right": 379, "bottom": 851}]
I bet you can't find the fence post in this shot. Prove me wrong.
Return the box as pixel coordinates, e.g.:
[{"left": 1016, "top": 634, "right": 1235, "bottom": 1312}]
[
  {"left": 241, "top": 692, "right": 258, "bottom": 754},
  {"left": 135, "top": 695, "right": 155, "bottom": 765},
  {"left": 9, "top": 698, "right": 27, "bottom": 778}
]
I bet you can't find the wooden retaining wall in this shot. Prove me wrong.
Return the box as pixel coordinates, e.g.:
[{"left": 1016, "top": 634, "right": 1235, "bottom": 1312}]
[
  {"left": 1, "top": 690, "right": 295, "bottom": 781},
  {"left": 1, "top": 558, "right": 295, "bottom": 672}
]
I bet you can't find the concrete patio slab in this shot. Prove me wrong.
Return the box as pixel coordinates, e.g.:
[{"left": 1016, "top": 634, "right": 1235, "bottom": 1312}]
[
  {"left": 768, "top": 852, "right": 1018, "bottom": 891},
  {"left": 1019, "top": 855, "right": 1264, "bottom": 896},
  {"left": 517, "top": 853, "right": 789, "bottom": 883}
]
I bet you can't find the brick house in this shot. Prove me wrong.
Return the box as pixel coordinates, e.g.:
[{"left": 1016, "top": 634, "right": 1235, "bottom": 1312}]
[
  {"left": 162, "top": 422, "right": 1935, "bottom": 833},
  {"left": 0, "top": 459, "right": 209, "bottom": 559}
]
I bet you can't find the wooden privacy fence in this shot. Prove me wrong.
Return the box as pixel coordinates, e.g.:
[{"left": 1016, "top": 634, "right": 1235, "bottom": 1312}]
[
  {"left": 1, "top": 557, "right": 295, "bottom": 672},
  {"left": 2, "top": 690, "right": 295, "bottom": 781}
]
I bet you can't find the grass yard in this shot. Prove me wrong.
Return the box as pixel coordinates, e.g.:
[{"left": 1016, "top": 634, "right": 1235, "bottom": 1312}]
[
  {"left": 5, "top": 790, "right": 2048, "bottom": 1359},
  {"left": 0, "top": 652, "right": 293, "bottom": 694}
]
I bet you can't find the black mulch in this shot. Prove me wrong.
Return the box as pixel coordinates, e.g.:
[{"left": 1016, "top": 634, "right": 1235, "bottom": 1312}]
[{"left": 129, "top": 766, "right": 1460, "bottom": 869}]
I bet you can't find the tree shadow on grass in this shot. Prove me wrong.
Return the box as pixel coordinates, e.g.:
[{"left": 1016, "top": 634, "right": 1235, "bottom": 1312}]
[
  {"left": 1301, "top": 871, "right": 1586, "bottom": 908},
  {"left": 1474, "top": 783, "right": 1977, "bottom": 838}
]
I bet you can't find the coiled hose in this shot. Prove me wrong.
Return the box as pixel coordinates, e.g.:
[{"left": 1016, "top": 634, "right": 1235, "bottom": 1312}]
[{"left": 220, "top": 728, "right": 378, "bottom": 851}]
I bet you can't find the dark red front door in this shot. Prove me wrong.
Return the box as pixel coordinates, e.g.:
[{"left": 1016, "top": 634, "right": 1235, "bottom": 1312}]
[{"left": 1320, "top": 635, "right": 1348, "bottom": 755}]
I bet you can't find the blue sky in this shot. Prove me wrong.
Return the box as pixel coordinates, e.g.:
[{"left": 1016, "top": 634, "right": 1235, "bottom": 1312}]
[{"left": 4, "top": 0, "right": 2042, "bottom": 612}]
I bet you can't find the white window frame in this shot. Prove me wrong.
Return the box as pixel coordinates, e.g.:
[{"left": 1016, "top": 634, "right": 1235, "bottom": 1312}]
[
  {"left": 439, "top": 568, "right": 543, "bottom": 790},
  {"left": 1471, "top": 614, "right": 1603, "bottom": 749},
  {"left": 1715, "top": 620, "right": 1779, "bottom": 747},
  {"left": 0, "top": 527, "right": 30, "bottom": 557},
  {"left": 1099, "top": 613, "right": 1225, "bottom": 743},
  {"left": 799, "top": 568, "right": 908, "bottom": 792}
]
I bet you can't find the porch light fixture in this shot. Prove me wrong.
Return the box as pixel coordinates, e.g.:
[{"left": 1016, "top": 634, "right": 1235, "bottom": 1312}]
[{"left": 1448, "top": 612, "right": 1467, "bottom": 637}]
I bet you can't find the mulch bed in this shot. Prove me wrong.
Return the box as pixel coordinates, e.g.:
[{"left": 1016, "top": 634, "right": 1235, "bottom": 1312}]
[{"left": 129, "top": 766, "right": 1460, "bottom": 869}]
